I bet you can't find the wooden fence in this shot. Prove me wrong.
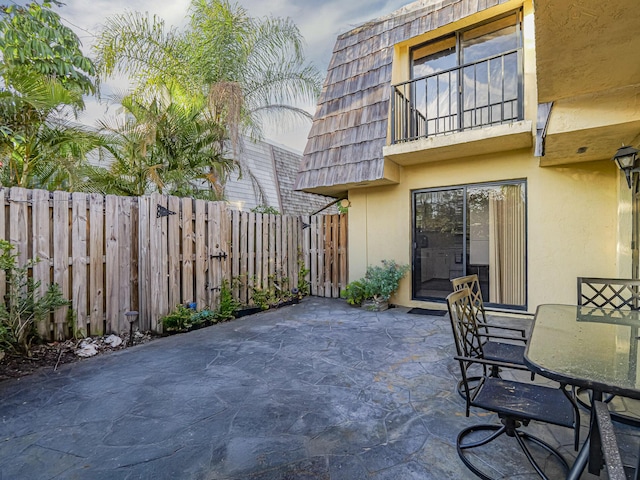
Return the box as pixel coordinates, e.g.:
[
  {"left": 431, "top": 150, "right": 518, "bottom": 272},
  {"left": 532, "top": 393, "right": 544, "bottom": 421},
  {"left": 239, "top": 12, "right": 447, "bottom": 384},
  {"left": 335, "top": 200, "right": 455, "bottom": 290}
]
[{"left": 0, "top": 187, "right": 348, "bottom": 339}]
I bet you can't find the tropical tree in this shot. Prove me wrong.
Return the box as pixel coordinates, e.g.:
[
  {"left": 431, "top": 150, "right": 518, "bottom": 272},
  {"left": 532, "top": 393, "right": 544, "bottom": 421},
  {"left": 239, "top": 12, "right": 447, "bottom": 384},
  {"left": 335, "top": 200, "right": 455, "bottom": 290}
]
[
  {"left": 0, "top": 1, "right": 101, "bottom": 190},
  {"left": 93, "top": 0, "right": 322, "bottom": 200},
  {"left": 88, "top": 86, "right": 234, "bottom": 198}
]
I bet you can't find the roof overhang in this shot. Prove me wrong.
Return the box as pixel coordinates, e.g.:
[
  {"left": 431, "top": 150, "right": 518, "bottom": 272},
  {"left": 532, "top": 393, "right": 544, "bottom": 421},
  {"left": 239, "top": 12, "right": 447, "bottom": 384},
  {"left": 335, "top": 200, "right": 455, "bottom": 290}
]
[
  {"left": 540, "top": 85, "right": 640, "bottom": 166},
  {"left": 534, "top": 0, "right": 640, "bottom": 103},
  {"left": 296, "top": 158, "right": 401, "bottom": 197},
  {"left": 534, "top": 0, "right": 640, "bottom": 165}
]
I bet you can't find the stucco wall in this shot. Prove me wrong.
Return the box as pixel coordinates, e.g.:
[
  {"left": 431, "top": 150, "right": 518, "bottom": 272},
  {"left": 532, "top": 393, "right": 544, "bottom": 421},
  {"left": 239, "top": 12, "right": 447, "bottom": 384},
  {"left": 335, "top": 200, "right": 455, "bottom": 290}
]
[{"left": 347, "top": 151, "right": 621, "bottom": 313}]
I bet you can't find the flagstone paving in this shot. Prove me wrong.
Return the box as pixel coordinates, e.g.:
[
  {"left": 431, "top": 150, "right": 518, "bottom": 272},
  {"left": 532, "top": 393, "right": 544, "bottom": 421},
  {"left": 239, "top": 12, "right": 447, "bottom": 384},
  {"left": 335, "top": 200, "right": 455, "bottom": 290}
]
[{"left": 0, "top": 297, "right": 637, "bottom": 479}]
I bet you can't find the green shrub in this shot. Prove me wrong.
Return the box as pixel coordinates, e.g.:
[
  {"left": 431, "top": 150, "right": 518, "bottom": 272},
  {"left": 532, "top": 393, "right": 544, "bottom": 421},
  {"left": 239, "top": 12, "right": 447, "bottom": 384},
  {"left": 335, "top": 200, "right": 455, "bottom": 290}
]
[
  {"left": 341, "top": 259, "right": 409, "bottom": 305},
  {"left": 297, "top": 257, "right": 310, "bottom": 297},
  {"left": 216, "top": 279, "right": 240, "bottom": 321},
  {"left": 191, "top": 309, "right": 216, "bottom": 326},
  {"left": 364, "top": 260, "right": 410, "bottom": 301},
  {"left": 340, "top": 280, "right": 366, "bottom": 305},
  {"left": 161, "top": 304, "right": 195, "bottom": 333},
  {"left": 0, "top": 240, "right": 69, "bottom": 356}
]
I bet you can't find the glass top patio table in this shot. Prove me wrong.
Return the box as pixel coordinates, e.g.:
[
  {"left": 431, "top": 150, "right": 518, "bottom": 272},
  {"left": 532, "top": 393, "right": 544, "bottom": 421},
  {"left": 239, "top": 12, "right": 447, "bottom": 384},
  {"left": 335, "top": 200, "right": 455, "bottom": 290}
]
[{"left": 525, "top": 304, "right": 640, "bottom": 400}]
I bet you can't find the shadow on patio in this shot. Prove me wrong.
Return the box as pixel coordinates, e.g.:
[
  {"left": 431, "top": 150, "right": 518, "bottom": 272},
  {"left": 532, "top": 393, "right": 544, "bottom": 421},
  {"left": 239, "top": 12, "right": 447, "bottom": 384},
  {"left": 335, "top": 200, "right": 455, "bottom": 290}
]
[{"left": 0, "top": 297, "right": 638, "bottom": 478}]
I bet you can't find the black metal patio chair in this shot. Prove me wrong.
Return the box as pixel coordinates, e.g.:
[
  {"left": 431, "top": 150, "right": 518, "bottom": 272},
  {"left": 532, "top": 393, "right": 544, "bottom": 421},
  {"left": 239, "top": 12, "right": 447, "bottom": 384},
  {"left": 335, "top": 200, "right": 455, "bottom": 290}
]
[
  {"left": 577, "top": 277, "right": 640, "bottom": 427},
  {"left": 447, "top": 288, "right": 580, "bottom": 480},
  {"left": 450, "top": 275, "right": 532, "bottom": 389}
]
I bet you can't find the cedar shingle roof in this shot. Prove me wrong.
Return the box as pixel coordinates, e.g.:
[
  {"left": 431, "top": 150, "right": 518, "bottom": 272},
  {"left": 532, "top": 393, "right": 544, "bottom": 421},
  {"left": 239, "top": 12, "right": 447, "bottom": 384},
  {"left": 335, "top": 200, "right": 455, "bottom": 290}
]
[{"left": 295, "top": 0, "right": 509, "bottom": 196}]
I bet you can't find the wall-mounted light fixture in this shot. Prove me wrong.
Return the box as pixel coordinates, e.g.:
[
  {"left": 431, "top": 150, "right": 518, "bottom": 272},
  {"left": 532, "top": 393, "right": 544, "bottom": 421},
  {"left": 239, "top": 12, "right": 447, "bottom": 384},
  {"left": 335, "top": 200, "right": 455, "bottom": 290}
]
[{"left": 613, "top": 145, "right": 640, "bottom": 189}]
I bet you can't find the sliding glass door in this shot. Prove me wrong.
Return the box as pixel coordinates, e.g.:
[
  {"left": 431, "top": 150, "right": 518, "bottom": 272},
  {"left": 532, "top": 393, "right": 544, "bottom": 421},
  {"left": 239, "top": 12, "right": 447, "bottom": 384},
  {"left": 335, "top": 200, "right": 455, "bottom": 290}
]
[{"left": 412, "top": 181, "right": 526, "bottom": 308}]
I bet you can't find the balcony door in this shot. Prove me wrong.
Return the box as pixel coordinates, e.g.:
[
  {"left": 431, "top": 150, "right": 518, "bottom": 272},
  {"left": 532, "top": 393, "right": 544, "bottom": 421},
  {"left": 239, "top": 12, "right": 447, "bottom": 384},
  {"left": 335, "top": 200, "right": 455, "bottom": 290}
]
[
  {"left": 395, "top": 10, "right": 522, "bottom": 141},
  {"left": 412, "top": 181, "right": 527, "bottom": 309}
]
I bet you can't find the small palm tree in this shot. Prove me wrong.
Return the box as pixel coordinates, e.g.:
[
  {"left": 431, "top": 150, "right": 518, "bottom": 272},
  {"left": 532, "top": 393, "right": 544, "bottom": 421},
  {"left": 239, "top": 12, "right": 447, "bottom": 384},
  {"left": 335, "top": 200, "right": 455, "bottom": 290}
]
[
  {"left": 90, "top": 87, "right": 234, "bottom": 199},
  {"left": 93, "top": 0, "right": 322, "bottom": 199},
  {"left": 0, "top": 72, "right": 104, "bottom": 190}
]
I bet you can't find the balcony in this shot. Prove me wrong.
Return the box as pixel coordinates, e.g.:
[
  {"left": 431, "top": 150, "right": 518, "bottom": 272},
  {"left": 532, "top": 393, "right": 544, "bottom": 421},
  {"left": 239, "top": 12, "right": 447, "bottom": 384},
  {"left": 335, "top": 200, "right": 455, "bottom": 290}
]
[{"left": 390, "top": 49, "right": 524, "bottom": 145}]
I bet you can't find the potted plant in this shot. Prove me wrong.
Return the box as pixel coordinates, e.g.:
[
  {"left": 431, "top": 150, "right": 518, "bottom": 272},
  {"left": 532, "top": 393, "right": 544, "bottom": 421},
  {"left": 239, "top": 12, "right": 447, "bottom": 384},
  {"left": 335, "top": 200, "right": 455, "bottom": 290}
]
[{"left": 341, "top": 260, "right": 409, "bottom": 311}]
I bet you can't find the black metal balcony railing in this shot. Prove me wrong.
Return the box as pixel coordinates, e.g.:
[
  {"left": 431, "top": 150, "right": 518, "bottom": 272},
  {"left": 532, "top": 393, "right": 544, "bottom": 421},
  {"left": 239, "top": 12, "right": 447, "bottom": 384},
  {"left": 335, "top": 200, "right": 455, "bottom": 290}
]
[{"left": 390, "top": 49, "right": 523, "bottom": 144}]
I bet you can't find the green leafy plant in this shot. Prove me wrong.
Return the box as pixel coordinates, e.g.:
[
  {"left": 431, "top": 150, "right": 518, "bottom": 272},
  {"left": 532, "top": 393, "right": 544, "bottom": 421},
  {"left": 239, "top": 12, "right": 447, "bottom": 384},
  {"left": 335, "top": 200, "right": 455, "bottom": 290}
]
[
  {"left": 364, "top": 260, "right": 410, "bottom": 302},
  {"left": 0, "top": 240, "right": 69, "bottom": 356},
  {"left": 340, "top": 279, "right": 366, "bottom": 306},
  {"left": 341, "top": 260, "right": 410, "bottom": 305},
  {"left": 297, "top": 256, "right": 310, "bottom": 297},
  {"left": 191, "top": 308, "right": 216, "bottom": 326},
  {"left": 215, "top": 279, "right": 240, "bottom": 321},
  {"left": 161, "top": 304, "right": 196, "bottom": 333},
  {"left": 250, "top": 284, "right": 272, "bottom": 310}
]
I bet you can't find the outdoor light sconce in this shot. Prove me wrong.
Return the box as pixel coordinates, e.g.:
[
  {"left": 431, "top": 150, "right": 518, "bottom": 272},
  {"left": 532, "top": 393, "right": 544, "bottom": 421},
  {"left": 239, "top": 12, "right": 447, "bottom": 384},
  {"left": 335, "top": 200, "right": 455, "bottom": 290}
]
[{"left": 613, "top": 145, "right": 640, "bottom": 189}]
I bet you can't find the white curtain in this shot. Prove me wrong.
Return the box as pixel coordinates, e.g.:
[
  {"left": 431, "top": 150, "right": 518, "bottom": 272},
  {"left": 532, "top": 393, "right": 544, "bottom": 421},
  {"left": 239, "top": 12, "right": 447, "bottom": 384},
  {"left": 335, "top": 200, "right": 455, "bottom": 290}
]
[{"left": 489, "top": 185, "right": 526, "bottom": 305}]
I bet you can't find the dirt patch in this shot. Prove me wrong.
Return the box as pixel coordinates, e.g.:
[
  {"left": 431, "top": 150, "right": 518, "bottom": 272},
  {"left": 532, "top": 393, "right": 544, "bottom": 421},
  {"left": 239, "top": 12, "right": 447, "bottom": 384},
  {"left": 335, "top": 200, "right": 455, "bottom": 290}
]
[{"left": 0, "top": 332, "right": 157, "bottom": 382}]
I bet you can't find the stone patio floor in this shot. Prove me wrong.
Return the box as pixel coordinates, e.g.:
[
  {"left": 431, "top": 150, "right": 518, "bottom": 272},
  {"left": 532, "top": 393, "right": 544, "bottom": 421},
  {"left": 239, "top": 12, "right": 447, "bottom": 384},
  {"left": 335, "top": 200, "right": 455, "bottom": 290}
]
[{"left": 1, "top": 297, "right": 639, "bottom": 479}]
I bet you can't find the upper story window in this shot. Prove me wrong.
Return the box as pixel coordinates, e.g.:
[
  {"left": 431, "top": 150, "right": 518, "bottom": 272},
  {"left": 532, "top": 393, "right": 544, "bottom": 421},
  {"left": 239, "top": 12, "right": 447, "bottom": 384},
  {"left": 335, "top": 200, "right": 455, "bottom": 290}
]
[{"left": 391, "top": 11, "right": 523, "bottom": 144}]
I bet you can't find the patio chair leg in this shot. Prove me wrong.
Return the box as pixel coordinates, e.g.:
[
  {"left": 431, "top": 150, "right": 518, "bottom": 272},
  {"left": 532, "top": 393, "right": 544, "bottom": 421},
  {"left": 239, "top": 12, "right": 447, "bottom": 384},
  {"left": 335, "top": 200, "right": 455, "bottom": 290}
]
[{"left": 457, "top": 420, "right": 569, "bottom": 480}]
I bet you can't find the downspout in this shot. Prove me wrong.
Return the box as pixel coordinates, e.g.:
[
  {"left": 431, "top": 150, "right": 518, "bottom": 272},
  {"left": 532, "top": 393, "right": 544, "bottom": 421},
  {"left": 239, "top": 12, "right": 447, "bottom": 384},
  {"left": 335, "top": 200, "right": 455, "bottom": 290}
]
[{"left": 534, "top": 102, "right": 553, "bottom": 157}]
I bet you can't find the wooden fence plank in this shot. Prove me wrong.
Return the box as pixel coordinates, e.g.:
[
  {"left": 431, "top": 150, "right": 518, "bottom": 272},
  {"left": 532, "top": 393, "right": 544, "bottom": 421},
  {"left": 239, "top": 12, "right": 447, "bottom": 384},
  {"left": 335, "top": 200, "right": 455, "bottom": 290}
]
[
  {"left": 324, "top": 216, "right": 332, "bottom": 296},
  {"left": 231, "top": 209, "right": 240, "bottom": 300},
  {"left": 219, "top": 203, "right": 231, "bottom": 294},
  {"left": 207, "top": 201, "right": 222, "bottom": 308},
  {"left": 267, "top": 214, "right": 274, "bottom": 282},
  {"left": 167, "top": 195, "right": 181, "bottom": 309},
  {"left": 117, "top": 196, "right": 132, "bottom": 332},
  {"left": 239, "top": 211, "right": 248, "bottom": 304},
  {"left": 72, "top": 193, "right": 88, "bottom": 335},
  {"left": 10, "top": 187, "right": 29, "bottom": 266},
  {"left": 0, "top": 190, "right": 6, "bottom": 303},
  {"left": 138, "top": 195, "right": 150, "bottom": 331},
  {"left": 159, "top": 195, "right": 170, "bottom": 318},
  {"left": 309, "top": 215, "right": 317, "bottom": 296},
  {"left": 130, "top": 198, "right": 139, "bottom": 322},
  {"left": 89, "top": 194, "right": 104, "bottom": 336},
  {"left": 255, "top": 213, "right": 262, "bottom": 293},
  {"left": 181, "top": 197, "right": 194, "bottom": 305},
  {"left": 247, "top": 212, "right": 255, "bottom": 303},
  {"left": 105, "top": 195, "right": 119, "bottom": 334},
  {"left": 292, "top": 216, "right": 299, "bottom": 290},
  {"left": 302, "top": 215, "right": 311, "bottom": 296},
  {"left": 339, "top": 214, "right": 348, "bottom": 293},
  {"left": 317, "top": 216, "right": 325, "bottom": 297},
  {"left": 32, "top": 189, "right": 51, "bottom": 339},
  {"left": 331, "top": 215, "right": 340, "bottom": 298},
  {"left": 194, "top": 199, "right": 207, "bottom": 309},
  {"left": 262, "top": 213, "right": 269, "bottom": 290},
  {"left": 53, "top": 191, "right": 70, "bottom": 340},
  {"left": 274, "top": 215, "right": 282, "bottom": 284}
]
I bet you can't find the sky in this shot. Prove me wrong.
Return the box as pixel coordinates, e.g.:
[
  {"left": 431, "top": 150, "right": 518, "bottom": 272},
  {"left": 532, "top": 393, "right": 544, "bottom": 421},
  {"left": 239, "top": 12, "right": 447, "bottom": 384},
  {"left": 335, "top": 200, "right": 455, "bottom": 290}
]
[{"left": 41, "top": 0, "right": 415, "bottom": 152}]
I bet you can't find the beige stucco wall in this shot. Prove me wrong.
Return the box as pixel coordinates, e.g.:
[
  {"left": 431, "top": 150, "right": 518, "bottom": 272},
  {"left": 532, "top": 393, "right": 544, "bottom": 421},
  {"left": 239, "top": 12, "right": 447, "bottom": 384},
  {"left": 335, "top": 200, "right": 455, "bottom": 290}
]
[
  {"left": 347, "top": 152, "right": 621, "bottom": 313},
  {"left": 345, "top": 0, "right": 634, "bottom": 313}
]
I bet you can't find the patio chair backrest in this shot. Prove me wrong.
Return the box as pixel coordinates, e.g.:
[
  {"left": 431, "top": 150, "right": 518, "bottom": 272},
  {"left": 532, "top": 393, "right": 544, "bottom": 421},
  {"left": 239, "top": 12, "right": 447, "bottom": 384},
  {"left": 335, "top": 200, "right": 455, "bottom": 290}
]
[
  {"left": 446, "top": 288, "right": 483, "bottom": 358},
  {"left": 446, "top": 288, "right": 490, "bottom": 410},
  {"left": 577, "top": 277, "right": 640, "bottom": 310},
  {"left": 451, "top": 274, "right": 487, "bottom": 326}
]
